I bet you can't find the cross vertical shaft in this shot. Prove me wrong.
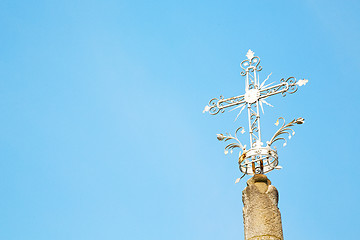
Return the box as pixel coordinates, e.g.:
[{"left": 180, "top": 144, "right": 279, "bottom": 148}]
[{"left": 242, "top": 54, "right": 262, "bottom": 149}]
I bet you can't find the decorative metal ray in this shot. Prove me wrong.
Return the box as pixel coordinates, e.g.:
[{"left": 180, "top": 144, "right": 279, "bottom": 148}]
[{"left": 203, "top": 50, "right": 308, "bottom": 182}]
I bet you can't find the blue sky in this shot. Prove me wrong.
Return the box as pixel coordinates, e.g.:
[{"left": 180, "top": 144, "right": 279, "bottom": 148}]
[{"left": 0, "top": 0, "right": 359, "bottom": 239}]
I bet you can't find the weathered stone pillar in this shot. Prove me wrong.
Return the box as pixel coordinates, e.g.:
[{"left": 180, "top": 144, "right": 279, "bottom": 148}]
[{"left": 242, "top": 174, "right": 284, "bottom": 240}]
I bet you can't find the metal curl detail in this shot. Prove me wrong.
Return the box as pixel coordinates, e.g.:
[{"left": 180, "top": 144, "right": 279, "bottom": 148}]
[
  {"left": 286, "top": 77, "right": 298, "bottom": 94},
  {"left": 240, "top": 56, "right": 262, "bottom": 75},
  {"left": 208, "top": 98, "right": 220, "bottom": 115}
]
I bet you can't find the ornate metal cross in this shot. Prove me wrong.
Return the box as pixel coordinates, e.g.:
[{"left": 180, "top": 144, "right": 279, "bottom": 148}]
[{"left": 203, "top": 50, "right": 308, "bottom": 182}]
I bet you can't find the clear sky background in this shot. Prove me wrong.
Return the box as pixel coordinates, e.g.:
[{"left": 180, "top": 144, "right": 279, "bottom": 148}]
[{"left": 0, "top": 0, "right": 359, "bottom": 239}]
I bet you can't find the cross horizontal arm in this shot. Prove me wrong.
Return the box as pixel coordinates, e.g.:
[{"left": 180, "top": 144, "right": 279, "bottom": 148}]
[
  {"left": 259, "top": 77, "right": 298, "bottom": 99},
  {"left": 207, "top": 94, "right": 246, "bottom": 115}
]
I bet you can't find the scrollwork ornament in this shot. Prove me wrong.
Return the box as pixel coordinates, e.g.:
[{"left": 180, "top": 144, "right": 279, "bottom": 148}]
[
  {"left": 286, "top": 77, "right": 298, "bottom": 94},
  {"left": 240, "top": 56, "right": 262, "bottom": 76}
]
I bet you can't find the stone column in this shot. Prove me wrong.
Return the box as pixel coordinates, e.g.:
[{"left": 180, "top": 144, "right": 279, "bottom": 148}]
[{"left": 242, "top": 174, "right": 284, "bottom": 240}]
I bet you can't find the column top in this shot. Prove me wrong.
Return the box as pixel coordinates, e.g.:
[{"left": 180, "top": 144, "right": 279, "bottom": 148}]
[{"left": 247, "top": 174, "right": 271, "bottom": 186}]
